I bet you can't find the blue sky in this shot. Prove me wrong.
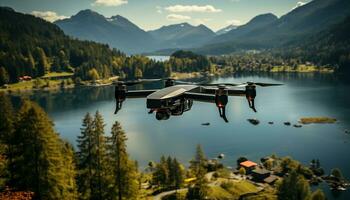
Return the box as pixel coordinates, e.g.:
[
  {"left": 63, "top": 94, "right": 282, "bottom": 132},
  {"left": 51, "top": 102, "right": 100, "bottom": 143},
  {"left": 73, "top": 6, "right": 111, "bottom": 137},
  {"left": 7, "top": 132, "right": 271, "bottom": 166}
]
[{"left": 0, "top": 0, "right": 310, "bottom": 31}]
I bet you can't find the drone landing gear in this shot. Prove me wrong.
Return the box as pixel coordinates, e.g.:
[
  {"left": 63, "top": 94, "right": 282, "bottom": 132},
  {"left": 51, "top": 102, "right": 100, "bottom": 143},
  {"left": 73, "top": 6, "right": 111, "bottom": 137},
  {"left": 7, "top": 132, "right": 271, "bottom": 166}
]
[
  {"left": 246, "top": 85, "right": 257, "bottom": 113},
  {"left": 215, "top": 88, "right": 229, "bottom": 123},
  {"left": 114, "top": 85, "right": 126, "bottom": 114}
]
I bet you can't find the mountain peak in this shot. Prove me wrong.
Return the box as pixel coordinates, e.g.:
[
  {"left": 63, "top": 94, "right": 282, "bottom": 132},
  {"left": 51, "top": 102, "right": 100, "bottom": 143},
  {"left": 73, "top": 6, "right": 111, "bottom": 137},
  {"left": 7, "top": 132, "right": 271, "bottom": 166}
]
[
  {"left": 73, "top": 9, "right": 105, "bottom": 19},
  {"left": 250, "top": 13, "right": 278, "bottom": 23},
  {"left": 109, "top": 14, "right": 126, "bottom": 21}
]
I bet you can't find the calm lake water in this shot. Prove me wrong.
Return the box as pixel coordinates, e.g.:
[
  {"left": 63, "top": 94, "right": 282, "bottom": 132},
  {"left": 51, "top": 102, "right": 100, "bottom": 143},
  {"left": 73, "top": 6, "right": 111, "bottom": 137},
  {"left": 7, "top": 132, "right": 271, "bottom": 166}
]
[{"left": 10, "top": 73, "right": 350, "bottom": 199}]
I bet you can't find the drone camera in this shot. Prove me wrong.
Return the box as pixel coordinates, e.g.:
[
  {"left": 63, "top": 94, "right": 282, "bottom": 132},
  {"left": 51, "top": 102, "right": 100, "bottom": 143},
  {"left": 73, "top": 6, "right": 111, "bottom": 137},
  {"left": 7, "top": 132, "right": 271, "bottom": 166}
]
[
  {"left": 165, "top": 79, "right": 175, "bottom": 87},
  {"left": 155, "top": 109, "right": 171, "bottom": 120}
]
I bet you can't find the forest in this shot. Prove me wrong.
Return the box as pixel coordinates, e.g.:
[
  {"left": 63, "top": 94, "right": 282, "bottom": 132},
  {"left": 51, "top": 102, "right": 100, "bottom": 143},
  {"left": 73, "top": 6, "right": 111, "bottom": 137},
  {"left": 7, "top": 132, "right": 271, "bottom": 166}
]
[
  {"left": 0, "top": 93, "right": 332, "bottom": 200},
  {"left": 0, "top": 8, "right": 213, "bottom": 86}
]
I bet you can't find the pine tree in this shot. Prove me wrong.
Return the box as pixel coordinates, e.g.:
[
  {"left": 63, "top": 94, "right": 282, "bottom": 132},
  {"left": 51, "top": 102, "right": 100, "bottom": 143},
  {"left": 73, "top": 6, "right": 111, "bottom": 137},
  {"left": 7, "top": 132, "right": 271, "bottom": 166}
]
[
  {"left": 91, "top": 111, "right": 109, "bottom": 200},
  {"left": 187, "top": 144, "right": 209, "bottom": 200},
  {"left": 61, "top": 141, "right": 78, "bottom": 199},
  {"left": 166, "top": 156, "right": 175, "bottom": 188},
  {"left": 27, "top": 53, "right": 36, "bottom": 76},
  {"left": 107, "top": 121, "right": 139, "bottom": 200},
  {"left": 172, "top": 158, "right": 184, "bottom": 189},
  {"left": 76, "top": 113, "right": 94, "bottom": 200},
  {"left": 190, "top": 144, "right": 207, "bottom": 177},
  {"left": 11, "top": 100, "right": 77, "bottom": 199},
  {"left": 310, "top": 189, "right": 326, "bottom": 200},
  {"left": 152, "top": 156, "right": 169, "bottom": 189},
  {"left": 0, "top": 67, "right": 9, "bottom": 85},
  {"left": 77, "top": 111, "right": 110, "bottom": 200},
  {"left": 278, "top": 170, "right": 311, "bottom": 200},
  {"left": 35, "top": 47, "right": 49, "bottom": 76},
  {"left": 0, "top": 93, "right": 14, "bottom": 183}
]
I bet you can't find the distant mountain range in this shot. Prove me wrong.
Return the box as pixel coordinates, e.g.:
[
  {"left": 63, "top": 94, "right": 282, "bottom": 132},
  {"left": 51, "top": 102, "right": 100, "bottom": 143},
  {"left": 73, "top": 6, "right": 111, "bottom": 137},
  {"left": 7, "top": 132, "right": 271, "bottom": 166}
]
[
  {"left": 148, "top": 23, "right": 216, "bottom": 50},
  {"left": 55, "top": 10, "right": 216, "bottom": 54},
  {"left": 52, "top": 0, "right": 350, "bottom": 55},
  {"left": 55, "top": 9, "right": 156, "bottom": 54},
  {"left": 196, "top": 0, "right": 350, "bottom": 54}
]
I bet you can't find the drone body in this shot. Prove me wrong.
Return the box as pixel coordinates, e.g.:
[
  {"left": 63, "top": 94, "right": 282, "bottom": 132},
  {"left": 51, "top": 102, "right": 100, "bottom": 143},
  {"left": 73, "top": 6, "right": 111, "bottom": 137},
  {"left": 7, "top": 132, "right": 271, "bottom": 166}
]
[{"left": 114, "top": 79, "right": 282, "bottom": 122}]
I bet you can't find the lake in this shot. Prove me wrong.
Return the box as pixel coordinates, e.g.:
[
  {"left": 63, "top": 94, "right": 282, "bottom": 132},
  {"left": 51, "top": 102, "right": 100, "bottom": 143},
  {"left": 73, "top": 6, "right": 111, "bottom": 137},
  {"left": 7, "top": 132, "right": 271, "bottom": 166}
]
[{"left": 10, "top": 73, "right": 350, "bottom": 199}]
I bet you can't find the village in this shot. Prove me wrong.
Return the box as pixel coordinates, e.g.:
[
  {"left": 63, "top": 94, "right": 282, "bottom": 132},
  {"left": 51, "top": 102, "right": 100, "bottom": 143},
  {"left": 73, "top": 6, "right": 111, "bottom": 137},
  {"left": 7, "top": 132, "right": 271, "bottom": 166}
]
[{"left": 145, "top": 154, "right": 350, "bottom": 200}]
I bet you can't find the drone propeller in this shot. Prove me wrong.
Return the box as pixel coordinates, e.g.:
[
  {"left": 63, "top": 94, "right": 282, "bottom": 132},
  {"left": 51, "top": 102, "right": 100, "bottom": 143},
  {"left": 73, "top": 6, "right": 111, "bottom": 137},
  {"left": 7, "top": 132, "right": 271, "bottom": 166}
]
[{"left": 198, "top": 82, "right": 283, "bottom": 87}]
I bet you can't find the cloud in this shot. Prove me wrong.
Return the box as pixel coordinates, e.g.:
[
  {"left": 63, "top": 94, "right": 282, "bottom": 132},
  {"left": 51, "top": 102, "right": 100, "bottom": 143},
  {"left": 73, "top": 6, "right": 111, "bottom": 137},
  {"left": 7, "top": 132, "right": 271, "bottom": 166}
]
[
  {"left": 92, "top": 0, "right": 127, "bottom": 7},
  {"left": 292, "top": 1, "right": 307, "bottom": 10},
  {"left": 156, "top": 6, "right": 162, "bottom": 14},
  {"left": 165, "top": 5, "right": 222, "bottom": 13},
  {"left": 226, "top": 19, "right": 242, "bottom": 26},
  {"left": 31, "top": 11, "right": 68, "bottom": 22},
  {"left": 166, "top": 14, "right": 191, "bottom": 21}
]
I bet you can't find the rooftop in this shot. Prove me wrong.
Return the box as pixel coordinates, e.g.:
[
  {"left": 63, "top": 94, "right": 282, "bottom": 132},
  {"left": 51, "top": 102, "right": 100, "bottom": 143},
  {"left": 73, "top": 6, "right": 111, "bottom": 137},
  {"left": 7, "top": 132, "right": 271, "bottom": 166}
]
[
  {"left": 252, "top": 168, "right": 271, "bottom": 175},
  {"left": 240, "top": 160, "right": 258, "bottom": 168}
]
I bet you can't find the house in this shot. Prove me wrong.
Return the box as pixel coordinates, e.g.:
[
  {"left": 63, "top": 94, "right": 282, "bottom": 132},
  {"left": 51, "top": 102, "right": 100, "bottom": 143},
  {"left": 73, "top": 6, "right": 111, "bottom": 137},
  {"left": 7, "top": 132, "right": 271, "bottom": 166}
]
[
  {"left": 19, "top": 76, "right": 32, "bottom": 81},
  {"left": 251, "top": 167, "right": 271, "bottom": 182},
  {"left": 263, "top": 175, "right": 279, "bottom": 185},
  {"left": 240, "top": 160, "right": 258, "bottom": 173}
]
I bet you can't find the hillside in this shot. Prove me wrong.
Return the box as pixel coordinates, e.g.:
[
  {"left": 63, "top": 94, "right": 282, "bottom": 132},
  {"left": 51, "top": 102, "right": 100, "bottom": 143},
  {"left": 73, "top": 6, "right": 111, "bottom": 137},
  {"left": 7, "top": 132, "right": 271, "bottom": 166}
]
[
  {"left": 55, "top": 9, "right": 157, "bottom": 54},
  {"left": 197, "top": 0, "right": 350, "bottom": 55},
  {"left": 0, "top": 7, "right": 174, "bottom": 85},
  {"left": 275, "top": 15, "right": 350, "bottom": 73},
  {"left": 216, "top": 24, "right": 238, "bottom": 35}
]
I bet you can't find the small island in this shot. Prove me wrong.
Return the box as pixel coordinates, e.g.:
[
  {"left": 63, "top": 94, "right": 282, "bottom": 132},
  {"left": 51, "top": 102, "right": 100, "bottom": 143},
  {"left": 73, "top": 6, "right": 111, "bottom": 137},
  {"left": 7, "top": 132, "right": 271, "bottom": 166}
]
[{"left": 299, "top": 117, "right": 337, "bottom": 124}]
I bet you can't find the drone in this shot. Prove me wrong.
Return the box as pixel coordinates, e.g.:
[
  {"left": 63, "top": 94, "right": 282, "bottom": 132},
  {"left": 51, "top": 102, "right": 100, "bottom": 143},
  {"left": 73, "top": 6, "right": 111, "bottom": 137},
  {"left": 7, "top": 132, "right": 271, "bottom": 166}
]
[{"left": 114, "top": 78, "right": 283, "bottom": 123}]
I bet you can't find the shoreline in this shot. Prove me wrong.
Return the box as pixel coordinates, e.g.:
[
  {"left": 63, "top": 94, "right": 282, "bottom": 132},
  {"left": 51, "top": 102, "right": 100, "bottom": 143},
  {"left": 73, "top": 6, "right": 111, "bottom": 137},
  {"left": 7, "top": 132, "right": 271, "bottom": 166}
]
[{"left": 0, "top": 70, "right": 335, "bottom": 95}]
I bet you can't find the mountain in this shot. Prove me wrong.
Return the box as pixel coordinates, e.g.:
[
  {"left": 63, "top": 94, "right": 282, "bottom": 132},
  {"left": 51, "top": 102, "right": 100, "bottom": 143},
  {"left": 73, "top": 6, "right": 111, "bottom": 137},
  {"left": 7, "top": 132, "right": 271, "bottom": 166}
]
[
  {"left": 216, "top": 24, "right": 238, "bottom": 35},
  {"left": 148, "top": 23, "right": 216, "bottom": 49},
  {"left": 198, "top": 0, "right": 350, "bottom": 55},
  {"left": 55, "top": 9, "right": 156, "bottom": 54},
  {"left": 0, "top": 7, "right": 127, "bottom": 83},
  {"left": 211, "top": 13, "right": 278, "bottom": 44},
  {"left": 277, "top": 15, "right": 350, "bottom": 73}
]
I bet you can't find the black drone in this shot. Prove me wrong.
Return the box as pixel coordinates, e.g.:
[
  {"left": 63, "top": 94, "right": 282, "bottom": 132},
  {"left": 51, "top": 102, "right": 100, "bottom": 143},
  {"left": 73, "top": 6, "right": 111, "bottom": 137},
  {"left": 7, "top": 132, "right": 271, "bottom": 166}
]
[{"left": 114, "top": 78, "right": 282, "bottom": 122}]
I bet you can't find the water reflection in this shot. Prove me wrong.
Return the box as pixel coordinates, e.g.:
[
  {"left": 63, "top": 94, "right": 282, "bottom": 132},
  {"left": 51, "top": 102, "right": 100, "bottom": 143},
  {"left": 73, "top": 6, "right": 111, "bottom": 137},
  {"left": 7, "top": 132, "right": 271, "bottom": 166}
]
[{"left": 8, "top": 72, "right": 350, "bottom": 200}]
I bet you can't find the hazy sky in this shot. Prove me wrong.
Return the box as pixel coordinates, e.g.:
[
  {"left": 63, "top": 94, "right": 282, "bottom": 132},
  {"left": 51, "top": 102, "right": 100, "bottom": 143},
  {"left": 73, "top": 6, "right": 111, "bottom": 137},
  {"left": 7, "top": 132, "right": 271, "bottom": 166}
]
[{"left": 0, "top": 0, "right": 311, "bottom": 31}]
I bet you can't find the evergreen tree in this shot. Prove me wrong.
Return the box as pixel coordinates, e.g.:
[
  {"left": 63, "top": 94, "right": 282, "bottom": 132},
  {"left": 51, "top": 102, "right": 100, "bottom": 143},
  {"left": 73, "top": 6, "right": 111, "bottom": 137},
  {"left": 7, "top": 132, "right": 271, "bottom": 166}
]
[
  {"left": 190, "top": 144, "right": 207, "bottom": 176},
  {"left": 0, "top": 67, "right": 9, "bottom": 85},
  {"left": 76, "top": 113, "right": 94, "bottom": 200},
  {"left": 91, "top": 111, "right": 109, "bottom": 200},
  {"left": 27, "top": 53, "right": 36, "bottom": 76},
  {"left": 61, "top": 141, "right": 78, "bottom": 199},
  {"left": 0, "top": 93, "right": 14, "bottom": 183},
  {"left": 187, "top": 145, "right": 209, "bottom": 200},
  {"left": 310, "top": 189, "right": 326, "bottom": 200},
  {"left": 172, "top": 158, "right": 184, "bottom": 189},
  {"left": 0, "top": 142, "right": 6, "bottom": 190},
  {"left": 35, "top": 47, "right": 49, "bottom": 76},
  {"left": 152, "top": 156, "right": 169, "bottom": 189},
  {"left": 107, "top": 121, "right": 139, "bottom": 200},
  {"left": 166, "top": 156, "right": 175, "bottom": 188},
  {"left": 11, "top": 100, "right": 77, "bottom": 199},
  {"left": 278, "top": 170, "right": 311, "bottom": 200}
]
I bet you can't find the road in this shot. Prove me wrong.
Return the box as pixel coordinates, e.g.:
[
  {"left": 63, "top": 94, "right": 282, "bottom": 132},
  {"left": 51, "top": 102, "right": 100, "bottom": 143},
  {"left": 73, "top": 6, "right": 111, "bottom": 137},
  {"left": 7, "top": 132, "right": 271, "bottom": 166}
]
[
  {"left": 153, "top": 172, "right": 215, "bottom": 200},
  {"left": 153, "top": 188, "right": 188, "bottom": 200}
]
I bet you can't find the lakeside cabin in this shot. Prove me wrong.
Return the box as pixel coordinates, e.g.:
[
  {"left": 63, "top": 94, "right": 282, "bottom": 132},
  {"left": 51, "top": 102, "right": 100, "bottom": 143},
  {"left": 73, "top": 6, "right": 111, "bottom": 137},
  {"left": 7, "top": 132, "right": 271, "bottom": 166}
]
[
  {"left": 239, "top": 160, "right": 279, "bottom": 184},
  {"left": 19, "top": 76, "right": 32, "bottom": 81},
  {"left": 240, "top": 160, "right": 258, "bottom": 173}
]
